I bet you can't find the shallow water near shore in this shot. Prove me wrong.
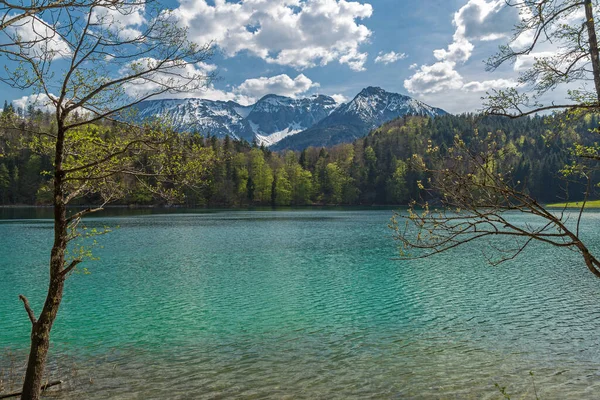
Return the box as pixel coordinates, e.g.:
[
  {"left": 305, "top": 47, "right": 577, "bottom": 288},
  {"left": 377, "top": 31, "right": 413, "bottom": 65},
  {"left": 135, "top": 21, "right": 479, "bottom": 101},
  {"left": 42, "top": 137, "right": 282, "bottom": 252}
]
[{"left": 2, "top": 208, "right": 600, "bottom": 399}]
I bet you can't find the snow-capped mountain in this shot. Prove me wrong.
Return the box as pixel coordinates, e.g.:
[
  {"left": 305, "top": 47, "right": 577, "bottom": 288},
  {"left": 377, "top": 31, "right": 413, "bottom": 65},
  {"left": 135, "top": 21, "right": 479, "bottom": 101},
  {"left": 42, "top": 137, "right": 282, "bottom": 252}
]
[
  {"left": 330, "top": 86, "right": 445, "bottom": 126},
  {"left": 131, "top": 87, "right": 446, "bottom": 149},
  {"left": 131, "top": 98, "right": 256, "bottom": 141},
  {"left": 131, "top": 94, "right": 338, "bottom": 144},
  {"left": 247, "top": 94, "right": 338, "bottom": 146},
  {"left": 272, "top": 87, "right": 447, "bottom": 150}
]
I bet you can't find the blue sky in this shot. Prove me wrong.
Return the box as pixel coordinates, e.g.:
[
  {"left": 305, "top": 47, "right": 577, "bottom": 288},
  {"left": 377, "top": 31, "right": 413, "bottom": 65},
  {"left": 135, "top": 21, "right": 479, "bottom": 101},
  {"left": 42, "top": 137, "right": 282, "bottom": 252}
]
[
  {"left": 211, "top": 0, "right": 466, "bottom": 102},
  {"left": 5, "top": 0, "right": 553, "bottom": 114}
]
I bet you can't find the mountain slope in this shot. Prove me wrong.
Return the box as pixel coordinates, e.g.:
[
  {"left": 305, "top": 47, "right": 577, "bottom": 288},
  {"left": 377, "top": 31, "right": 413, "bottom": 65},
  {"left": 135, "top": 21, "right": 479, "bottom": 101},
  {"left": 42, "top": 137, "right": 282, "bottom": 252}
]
[
  {"left": 272, "top": 87, "right": 447, "bottom": 150},
  {"left": 131, "top": 94, "right": 338, "bottom": 144},
  {"left": 246, "top": 94, "right": 338, "bottom": 146},
  {"left": 131, "top": 87, "right": 447, "bottom": 149},
  {"left": 132, "top": 98, "right": 256, "bottom": 141}
]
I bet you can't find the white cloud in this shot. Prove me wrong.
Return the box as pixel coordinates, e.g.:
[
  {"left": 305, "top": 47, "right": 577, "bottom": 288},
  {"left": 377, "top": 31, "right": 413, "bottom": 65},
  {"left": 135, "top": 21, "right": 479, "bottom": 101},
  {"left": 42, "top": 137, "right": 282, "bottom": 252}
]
[
  {"left": 194, "top": 73, "right": 319, "bottom": 105},
  {"left": 13, "top": 93, "right": 95, "bottom": 117},
  {"left": 91, "top": 4, "right": 146, "bottom": 40},
  {"left": 433, "top": 39, "right": 473, "bottom": 63},
  {"left": 374, "top": 51, "right": 407, "bottom": 65},
  {"left": 196, "top": 86, "right": 255, "bottom": 105},
  {"left": 121, "top": 58, "right": 225, "bottom": 101},
  {"left": 337, "top": 49, "right": 369, "bottom": 72},
  {"left": 513, "top": 51, "right": 556, "bottom": 71},
  {"left": 428, "top": 0, "right": 511, "bottom": 65},
  {"left": 462, "top": 78, "right": 517, "bottom": 92},
  {"left": 195, "top": 62, "right": 218, "bottom": 73},
  {"left": 173, "top": 0, "right": 373, "bottom": 71},
  {"left": 121, "top": 58, "right": 318, "bottom": 105},
  {"left": 236, "top": 73, "right": 318, "bottom": 99},
  {"left": 409, "top": 63, "right": 418, "bottom": 70},
  {"left": 453, "top": 0, "right": 517, "bottom": 42},
  {"left": 130, "top": 83, "right": 256, "bottom": 105},
  {"left": 4, "top": 16, "right": 71, "bottom": 59},
  {"left": 404, "top": 61, "right": 464, "bottom": 94},
  {"left": 405, "top": 0, "right": 520, "bottom": 95},
  {"left": 13, "top": 93, "right": 56, "bottom": 113},
  {"left": 331, "top": 93, "right": 348, "bottom": 103}
]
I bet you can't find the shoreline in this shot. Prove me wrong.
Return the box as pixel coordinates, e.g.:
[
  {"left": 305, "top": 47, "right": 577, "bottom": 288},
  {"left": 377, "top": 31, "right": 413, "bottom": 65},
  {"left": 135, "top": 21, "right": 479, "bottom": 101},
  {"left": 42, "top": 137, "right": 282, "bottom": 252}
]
[{"left": 0, "top": 204, "right": 407, "bottom": 209}]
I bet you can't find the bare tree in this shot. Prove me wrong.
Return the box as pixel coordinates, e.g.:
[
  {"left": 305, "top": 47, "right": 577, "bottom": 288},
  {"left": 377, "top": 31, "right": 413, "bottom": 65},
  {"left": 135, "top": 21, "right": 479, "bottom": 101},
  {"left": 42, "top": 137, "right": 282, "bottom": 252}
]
[
  {"left": 0, "top": 0, "right": 147, "bottom": 31},
  {"left": 0, "top": 2, "right": 214, "bottom": 399},
  {"left": 485, "top": 0, "right": 600, "bottom": 116},
  {"left": 0, "top": 0, "right": 148, "bottom": 91},
  {"left": 391, "top": 133, "right": 600, "bottom": 277},
  {"left": 393, "top": 0, "right": 600, "bottom": 277}
]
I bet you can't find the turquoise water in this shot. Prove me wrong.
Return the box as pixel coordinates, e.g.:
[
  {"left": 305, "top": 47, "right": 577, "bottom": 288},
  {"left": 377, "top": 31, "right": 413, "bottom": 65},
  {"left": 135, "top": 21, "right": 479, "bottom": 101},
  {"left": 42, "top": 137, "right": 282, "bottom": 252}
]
[{"left": 1, "top": 209, "right": 600, "bottom": 399}]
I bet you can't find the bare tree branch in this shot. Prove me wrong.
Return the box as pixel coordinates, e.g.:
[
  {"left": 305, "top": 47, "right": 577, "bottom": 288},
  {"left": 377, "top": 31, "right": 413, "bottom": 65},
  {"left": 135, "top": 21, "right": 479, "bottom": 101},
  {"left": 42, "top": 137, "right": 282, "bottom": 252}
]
[
  {"left": 18, "top": 294, "right": 37, "bottom": 325},
  {"left": 392, "top": 133, "right": 600, "bottom": 278},
  {"left": 60, "top": 259, "right": 82, "bottom": 276}
]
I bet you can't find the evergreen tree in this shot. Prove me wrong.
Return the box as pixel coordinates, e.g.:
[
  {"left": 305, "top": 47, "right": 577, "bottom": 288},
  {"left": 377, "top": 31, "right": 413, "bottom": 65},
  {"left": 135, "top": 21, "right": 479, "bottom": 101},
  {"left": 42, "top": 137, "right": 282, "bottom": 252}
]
[
  {"left": 10, "top": 165, "right": 19, "bottom": 203},
  {"left": 273, "top": 168, "right": 292, "bottom": 206},
  {"left": 0, "top": 163, "right": 9, "bottom": 204},
  {"left": 248, "top": 149, "right": 273, "bottom": 203}
]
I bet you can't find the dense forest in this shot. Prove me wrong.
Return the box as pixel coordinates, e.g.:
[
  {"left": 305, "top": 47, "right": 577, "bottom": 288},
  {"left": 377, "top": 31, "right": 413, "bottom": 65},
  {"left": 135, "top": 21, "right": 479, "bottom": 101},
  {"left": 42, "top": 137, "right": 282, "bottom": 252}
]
[{"left": 0, "top": 107, "right": 597, "bottom": 206}]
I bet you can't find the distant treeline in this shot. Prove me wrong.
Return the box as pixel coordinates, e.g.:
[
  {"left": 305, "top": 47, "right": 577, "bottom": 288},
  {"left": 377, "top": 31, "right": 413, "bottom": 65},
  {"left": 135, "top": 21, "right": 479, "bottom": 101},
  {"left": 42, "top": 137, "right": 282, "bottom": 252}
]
[{"left": 0, "top": 110, "right": 597, "bottom": 206}]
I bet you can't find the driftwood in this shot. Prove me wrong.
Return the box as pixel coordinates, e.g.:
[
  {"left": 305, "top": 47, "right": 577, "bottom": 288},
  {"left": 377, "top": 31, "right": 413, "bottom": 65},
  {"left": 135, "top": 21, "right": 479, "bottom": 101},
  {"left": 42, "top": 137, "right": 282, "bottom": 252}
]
[{"left": 0, "top": 380, "right": 63, "bottom": 399}]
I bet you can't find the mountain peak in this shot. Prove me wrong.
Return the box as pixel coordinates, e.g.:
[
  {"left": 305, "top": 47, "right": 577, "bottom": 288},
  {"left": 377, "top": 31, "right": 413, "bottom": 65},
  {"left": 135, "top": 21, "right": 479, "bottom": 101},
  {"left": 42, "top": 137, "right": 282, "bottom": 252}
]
[
  {"left": 132, "top": 88, "right": 447, "bottom": 149},
  {"left": 272, "top": 89, "right": 447, "bottom": 150},
  {"left": 359, "top": 86, "right": 386, "bottom": 95},
  {"left": 257, "top": 93, "right": 288, "bottom": 101},
  {"left": 356, "top": 86, "right": 411, "bottom": 100}
]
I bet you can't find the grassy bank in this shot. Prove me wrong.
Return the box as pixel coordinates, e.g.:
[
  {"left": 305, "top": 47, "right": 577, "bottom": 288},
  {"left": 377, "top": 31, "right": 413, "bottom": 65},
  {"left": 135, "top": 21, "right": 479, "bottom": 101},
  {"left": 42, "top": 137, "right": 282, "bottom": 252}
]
[{"left": 546, "top": 199, "right": 600, "bottom": 208}]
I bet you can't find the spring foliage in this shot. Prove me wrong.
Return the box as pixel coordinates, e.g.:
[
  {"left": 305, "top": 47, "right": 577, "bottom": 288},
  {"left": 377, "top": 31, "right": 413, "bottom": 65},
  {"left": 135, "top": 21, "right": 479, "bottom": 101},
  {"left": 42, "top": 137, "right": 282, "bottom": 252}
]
[{"left": 1, "top": 111, "right": 597, "bottom": 207}]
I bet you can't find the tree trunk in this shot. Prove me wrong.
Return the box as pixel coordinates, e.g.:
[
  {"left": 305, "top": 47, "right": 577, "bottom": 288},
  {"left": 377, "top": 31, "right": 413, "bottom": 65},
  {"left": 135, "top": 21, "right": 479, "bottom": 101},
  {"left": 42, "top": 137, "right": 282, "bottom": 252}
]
[
  {"left": 20, "top": 276, "right": 65, "bottom": 400},
  {"left": 20, "top": 121, "right": 67, "bottom": 400},
  {"left": 584, "top": 0, "right": 600, "bottom": 102}
]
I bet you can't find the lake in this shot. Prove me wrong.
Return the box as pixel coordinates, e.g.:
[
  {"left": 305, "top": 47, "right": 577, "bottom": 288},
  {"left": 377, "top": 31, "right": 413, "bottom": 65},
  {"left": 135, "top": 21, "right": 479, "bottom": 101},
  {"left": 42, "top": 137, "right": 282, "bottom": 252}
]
[{"left": 1, "top": 208, "right": 600, "bottom": 399}]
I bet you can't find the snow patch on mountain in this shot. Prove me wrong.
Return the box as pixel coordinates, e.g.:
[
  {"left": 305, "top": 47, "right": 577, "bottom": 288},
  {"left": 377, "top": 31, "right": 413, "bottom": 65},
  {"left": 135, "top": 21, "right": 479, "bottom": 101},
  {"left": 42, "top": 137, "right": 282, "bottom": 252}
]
[
  {"left": 332, "top": 87, "right": 444, "bottom": 127},
  {"left": 255, "top": 122, "right": 305, "bottom": 146},
  {"left": 132, "top": 98, "right": 255, "bottom": 141},
  {"left": 271, "top": 87, "right": 447, "bottom": 150},
  {"left": 132, "top": 87, "right": 447, "bottom": 148},
  {"left": 233, "top": 105, "right": 253, "bottom": 119}
]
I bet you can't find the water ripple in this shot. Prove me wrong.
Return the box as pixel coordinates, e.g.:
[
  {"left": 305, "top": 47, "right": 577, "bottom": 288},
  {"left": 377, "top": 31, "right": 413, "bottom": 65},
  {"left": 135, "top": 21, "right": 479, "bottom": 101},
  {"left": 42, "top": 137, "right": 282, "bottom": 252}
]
[{"left": 1, "top": 209, "right": 600, "bottom": 398}]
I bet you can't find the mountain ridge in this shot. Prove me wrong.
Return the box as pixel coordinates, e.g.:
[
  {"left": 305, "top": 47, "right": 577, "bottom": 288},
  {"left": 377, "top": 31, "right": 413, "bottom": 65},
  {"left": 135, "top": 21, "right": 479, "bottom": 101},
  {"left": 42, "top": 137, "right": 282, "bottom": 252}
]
[
  {"left": 131, "top": 87, "right": 447, "bottom": 148},
  {"left": 273, "top": 87, "right": 447, "bottom": 150}
]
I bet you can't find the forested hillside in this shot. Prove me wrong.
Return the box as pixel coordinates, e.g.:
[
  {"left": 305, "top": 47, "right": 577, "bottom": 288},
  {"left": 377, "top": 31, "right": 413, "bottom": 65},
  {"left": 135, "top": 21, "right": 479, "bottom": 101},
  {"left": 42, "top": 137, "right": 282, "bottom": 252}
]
[{"left": 0, "top": 111, "right": 595, "bottom": 206}]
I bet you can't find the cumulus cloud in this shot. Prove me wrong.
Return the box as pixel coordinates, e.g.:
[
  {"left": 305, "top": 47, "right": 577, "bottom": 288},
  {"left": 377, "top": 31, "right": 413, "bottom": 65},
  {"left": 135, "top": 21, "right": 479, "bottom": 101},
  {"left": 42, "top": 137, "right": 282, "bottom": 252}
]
[
  {"left": 117, "top": 58, "right": 255, "bottom": 107},
  {"left": 91, "top": 4, "right": 146, "bottom": 40},
  {"left": 196, "top": 86, "right": 255, "bottom": 105},
  {"left": 432, "top": 39, "right": 473, "bottom": 63},
  {"left": 405, "top": 0, "right": 519, "bottom": 95},
  {"left": 13, "top": 92, "right": 96, "bottom": 116},
  {"left": 453, "top": 0, "right": 517, "bottom": 42},
  {"left": 4, "top": 16, "right": 71, "bottom": 59},
  {"left": 236, "top": 73, "right": 318, "bottom": 99},
  {"left": 121, "top": 57, "right": 319, "bottom": 105},
  {"left": 462, "top": 78, "right": 518, "bottom": 92},
  {"left": 172, "top": 0, "right": 373, "bottom": 71},
  {"left": 404, "top": 61, "right": 464, "bottom": 94},
  {"left": 374, "top": 51, "right": 407, "bottom": 65},
  {"left": 331, "top": 93, "right": 349, "bottom": 103},
  {"left": 513, "top": 51, "right": 556, "bottom": 71},
  {"left": 193, "top": 73, "right": 318, "bottom": 104},
  {"left": 427, "top": 0, "right": 512, "bottom": 65},
  {"left": 13, "top": 93, "right": 56, "bottom": 113}
]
